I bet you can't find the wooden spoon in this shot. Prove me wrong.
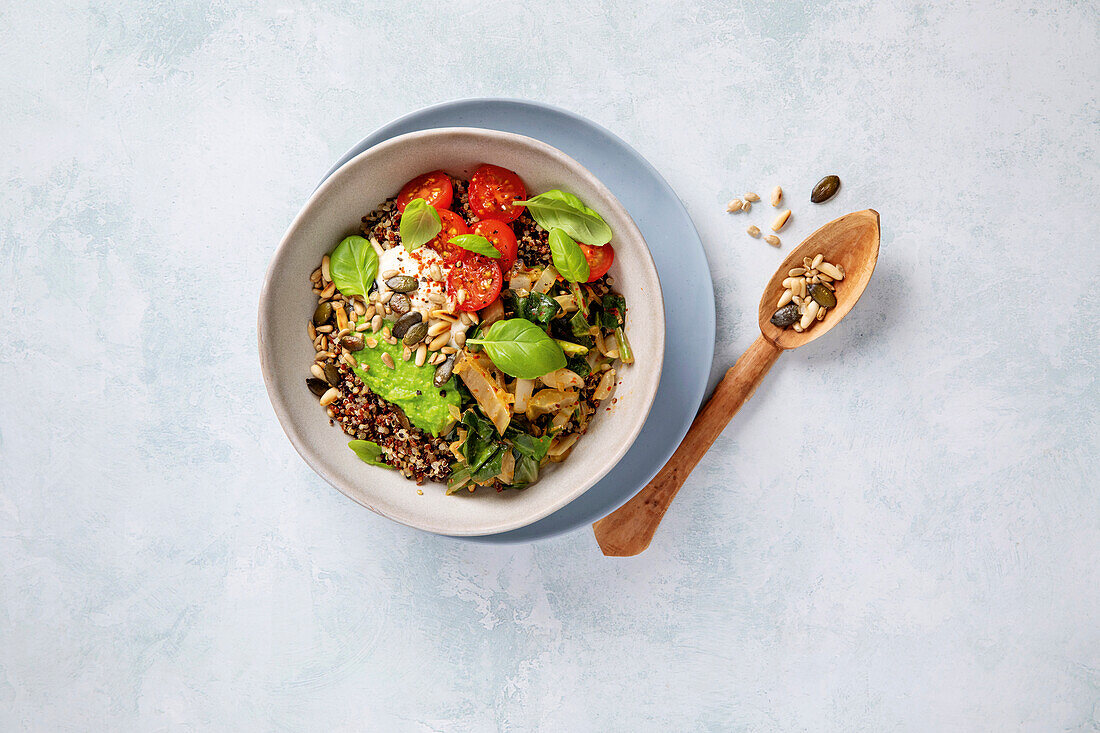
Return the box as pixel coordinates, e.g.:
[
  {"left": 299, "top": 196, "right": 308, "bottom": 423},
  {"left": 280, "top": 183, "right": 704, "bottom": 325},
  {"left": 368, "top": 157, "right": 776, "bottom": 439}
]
[{"left": 593, "top": 210, "right": 880, "bottom": 557}]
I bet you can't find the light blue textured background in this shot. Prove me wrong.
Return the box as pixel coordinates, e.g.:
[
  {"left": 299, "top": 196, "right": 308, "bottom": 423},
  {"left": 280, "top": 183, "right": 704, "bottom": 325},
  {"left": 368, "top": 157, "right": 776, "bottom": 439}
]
[{"left": 2, "top": 2, "right": 1098, "bottom": 731}]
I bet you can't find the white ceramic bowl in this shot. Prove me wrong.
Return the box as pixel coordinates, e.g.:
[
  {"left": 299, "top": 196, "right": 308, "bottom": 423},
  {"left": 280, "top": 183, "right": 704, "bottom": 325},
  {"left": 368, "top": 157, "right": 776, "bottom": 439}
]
[{"left": 259, "top": 128, "right": 664, "bottom": 535}]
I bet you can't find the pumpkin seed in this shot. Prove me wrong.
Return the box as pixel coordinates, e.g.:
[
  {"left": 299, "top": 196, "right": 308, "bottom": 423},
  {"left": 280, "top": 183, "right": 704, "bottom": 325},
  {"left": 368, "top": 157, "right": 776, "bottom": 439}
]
[
  {"left": 389, "top": 293, "right": 411, "bottom": 315},
  {"left": 323, "top": 363, "right": 342, "bottom": 386},
  {"left": 338, "top": 334, "right": 364, "bottom": 352},
  {"left": 808, "top": 283, "right": 837, "bottom": 308},
  {"left": 306, "top": 378, "right": 329, "bottom": 397},
  {"left": 770, "top": 303, "right": 800, "bottom": 328},
  {"left": 433, "top": 357, "right": 455, "bottom": 387},
  {"left": 385, "top": 275, "right": 418, "bottom": 293},
  {"left": 811, "top": 175, "right": 841, "bottom": 203},
  {"left": 391, "top": 312, "right": 422, "bottom": 339},
  {"left": 312, "top": 301, "right": 333, "bottom": 325},
  {"left": 402, "top": 321, "right": 429, "bottom": 345}
]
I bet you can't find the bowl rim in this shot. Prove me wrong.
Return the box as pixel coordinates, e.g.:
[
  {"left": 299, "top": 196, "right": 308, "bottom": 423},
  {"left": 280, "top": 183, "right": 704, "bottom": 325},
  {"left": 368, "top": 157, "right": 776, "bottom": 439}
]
[{"left": 258, "top": 126, "right": 665, "bottom": 535}]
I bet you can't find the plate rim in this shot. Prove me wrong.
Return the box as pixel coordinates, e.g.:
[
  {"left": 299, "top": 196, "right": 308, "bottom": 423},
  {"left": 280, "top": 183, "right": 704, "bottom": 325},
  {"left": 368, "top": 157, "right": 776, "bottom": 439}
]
[{"left": 320, "top": 97, "right": 715, "bottom": 543}]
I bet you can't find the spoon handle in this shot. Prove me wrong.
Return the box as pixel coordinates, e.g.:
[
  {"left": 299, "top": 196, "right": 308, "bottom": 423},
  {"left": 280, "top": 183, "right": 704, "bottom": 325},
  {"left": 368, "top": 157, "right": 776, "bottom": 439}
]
[{"left": 592, "top": 335, "right": 782, "bottom": 557}]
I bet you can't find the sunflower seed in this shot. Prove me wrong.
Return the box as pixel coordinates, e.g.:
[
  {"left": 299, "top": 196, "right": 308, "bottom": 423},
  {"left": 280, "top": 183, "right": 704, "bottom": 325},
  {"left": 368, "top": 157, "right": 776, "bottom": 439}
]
[
  {"left": 812, "top": 253, "right": 824, "bottom": 269},
  {"left": 381, "top": 353, "right": 395, "bottom": 369},
  {"left": 747, "top": 225, "right": 761, "bottom": 237},
  {"left": 726, "top": 199, "right": 743, "bottom": 213},
  {"left": 744, "top": 192, "right": 760, "bottom": 202},
  {"left": 415, "top": 344, "right": 427, "bottom": 367},
  {"left": 764, "top": 235, "right": 781, "bottom": 247},
  {"left": 321, "top": 255, "right": 331, "bottom": 283}
]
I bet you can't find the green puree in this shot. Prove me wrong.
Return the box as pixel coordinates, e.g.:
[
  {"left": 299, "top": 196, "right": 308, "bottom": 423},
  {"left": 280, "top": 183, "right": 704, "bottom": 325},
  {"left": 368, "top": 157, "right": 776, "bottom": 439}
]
[{"left": 350, "top": 337, "right": 460, "bottom": 437}]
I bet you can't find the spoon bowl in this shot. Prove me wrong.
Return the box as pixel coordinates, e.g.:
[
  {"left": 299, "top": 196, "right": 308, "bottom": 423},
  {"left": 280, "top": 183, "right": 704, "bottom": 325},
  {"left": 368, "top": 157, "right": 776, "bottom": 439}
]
[
  {"left": 593, "top": 209, "right": 881, "bottom": 556},
  {"left": 759, "top": 209, "right": 880, "bottom": 349}
]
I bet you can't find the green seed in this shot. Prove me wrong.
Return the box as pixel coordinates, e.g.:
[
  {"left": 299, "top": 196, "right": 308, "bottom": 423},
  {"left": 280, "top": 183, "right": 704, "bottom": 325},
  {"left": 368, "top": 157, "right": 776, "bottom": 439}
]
[
  {"left": 312, "top": 301, "right": 333, "bottom": 325},
  {"left": 338, "top": 335, "right": 364, "bottom": 352},
  {"left": 808, "top": 283, "right": 837, "bottom": 308},
  {"left": 306, "top": 377, "right": 328, "bottom": 397},
  {"left": 385, "top": 275, "right": 418, "bottom": 293},
  {"left": 770, "top": 303, "right": 800, "bottom": 328},
  {"left": 389, "top": 293, "right": 411, "bottom": 314},
  {"left": 433, "top": 357, "right": 454, "bottom": 387},
  {"left": 323, "top": 363, "right": 341, "bottom": 386},
  {"left": 811, "top": 175, "right": 840, "bottom": 203},
  {"left": 391, "top": 312, "right": 422, "bottom": 339},
  {"left": 402, "top": 321, "right": 429, "bottom": 345}
]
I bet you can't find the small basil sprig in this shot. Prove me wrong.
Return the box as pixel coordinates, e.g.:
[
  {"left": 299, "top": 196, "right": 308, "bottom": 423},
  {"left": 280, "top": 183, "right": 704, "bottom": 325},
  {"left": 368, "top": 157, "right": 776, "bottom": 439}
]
[
  {"left": 399, "top": 198, "right": 441, "bottom": 251},
  {"left": 514, "top": 190, "right": 612, "bottom": 246},
  {"left": 329, "top": 235, "right": 379, "bottom": 297},
  {"left": 449, "top": 233, "right": 501, "bottom": 259},
  {"left": 465, "top": 318, "right": 566, "bottom": 379},
  {"left": 548, "top": 228, "right": 590, "bottom": 282},
  {"left": 349, "top": 440, "right": 391, "bottom": 468}
]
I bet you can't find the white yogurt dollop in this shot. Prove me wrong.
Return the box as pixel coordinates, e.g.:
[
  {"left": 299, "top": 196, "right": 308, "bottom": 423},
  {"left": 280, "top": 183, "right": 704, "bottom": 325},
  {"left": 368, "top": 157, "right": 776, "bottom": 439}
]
[{"left": 375, "top": 245, "right": 454, "bottom": 314}]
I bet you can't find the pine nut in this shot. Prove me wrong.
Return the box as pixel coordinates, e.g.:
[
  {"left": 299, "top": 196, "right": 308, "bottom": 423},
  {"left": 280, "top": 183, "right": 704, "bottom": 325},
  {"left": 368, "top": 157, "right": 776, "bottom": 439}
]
[
  {"left": 321, "top": 255, "right": 331, "bottom": 283},
  {"left": 817, "top": 306, "right": 827, "bottom": 321},
  {"left": 764, "top": 235, "right": 781, "bottom": 247},
  {"left": 793, "top": 323, "right": 804, "bottom": 333},
  {"left": 741, "top": 200, "right": 752, "bottom": 213},
  {"left": 335, "top": 307, "right": 348, "bottom": 332},
  {"left": 818, "top": 262, "right": 844, "bottom": 280},
  {"left": 788, "top": 268, "right": 805, "bottom": 277},
  {"left": 811, "top": 253, "right": 824, "bottom": 269},
  {"left": 341, "top": 353, "right": 356, "bottom": 367},
  {"left": 777, "top": 289, "right": 794, "bottom": 308},
  {"left": 310, "top": 364, "right": 325, "bottom": 380},
  {"left": 381, "top": 269, "right": 398, "bottom": 279},
  {"left": 457, "top": 289, "right": 467, "bottom": 305},
  {"left": 453, "top": 330, "right": 466, "bottom": 348},
  {"left": 744, "top": 192, "right": 760, "bottom": 202},
  {"left": 770, "top": 186, "right": 782, "bottom": 206},
  {"left": 428, "top": 321, "right": 451, "bottom": 337},
  {"left": 356, "top": 322, "right": 370, "bottom": 332},
  {"left": 316, "top": 325, "right": 333, "bottom": 334},
  {"left": 441, "top": 346, "right": 457, "bottom": 355},
  {"left": 430, "top": 309, "right": 456, "bottom": 321},
  {"left": 381, "top": 353, "right": 395, "bottom": 369},
  {"left": 319, "top": 387, "right": 340, "bottom": 406},
  {"left": 415, "top": 344, "right": 427, "bottom": 367},
  {"left": 771, "top": 209, "right": 791, "bottom": 232},
  {"left": 801, "top": 300, "right": 820, "bottom": 329},
  {"left": 380, "top": 290, "right": 394, "bottom": 304},
  {"left": 428, "top": 293, "right": 447, "bottom": 304},
  {"left": 465, "top": 311, "right": 479, "bottom": 324},
  {"left": 726, "top": 199, "right": 743, "bottom": 213},
  {"left": 747, "top": 225, "right": 761, "bottom": 237},
  {"left": 428, "top": 333, "right": 450, "bottom": 351},
  {"left": 429, "top": 264, "right": 443, "bottom": 281}
]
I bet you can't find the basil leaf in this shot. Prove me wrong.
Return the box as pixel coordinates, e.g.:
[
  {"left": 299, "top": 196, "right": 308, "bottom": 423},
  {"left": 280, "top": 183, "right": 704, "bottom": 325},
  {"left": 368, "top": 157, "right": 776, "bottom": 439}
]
[
  {"left": 515, "top": 190, "right": 612, "bottom": 245},
  {"left": 570, "top": 310, "right": 591, "bottom": 339},
  {"left": 465, "top": 318, "right": 567, "bottom": 379},
  {"left": 470, "top": 447, "right": 505, "bottom": 483},
  {"left": 329, "top": 236, "right": 379, "bottom": 298},
  {"left": 524, "top": 291, "right": 560, "bottom": 328},
  {"left": 399, "top": 198, "right": 441, "bottom": 251},
  {"left": 449, "top": 233, "right": 501, "bottom": 258},
  {"left": 348, "top": 440, "right": 390, "bottom": 468},
  {"left": 548, "top": 228, "right": 590, "bottom": 283},
  {"left": 510, "top": 453, "right": 540, "bottom": 489},
  {"left": 566, "top": 353, "right": 591, "bottom": 379}
]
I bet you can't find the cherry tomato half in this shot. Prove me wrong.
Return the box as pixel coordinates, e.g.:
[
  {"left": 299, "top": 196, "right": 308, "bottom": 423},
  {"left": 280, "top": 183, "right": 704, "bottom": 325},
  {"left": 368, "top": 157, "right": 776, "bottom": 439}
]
[
  {"left": 426, "top": 208, "right": 470, "bottom": 262},
  {"left": 580, "top": 242, "right": 614, "bottom": 282},
  {"left": 395, "top": 170, "right": 453, "bottom": 213},
  {"left": 447, "top": 255, "right": 503, "bottom": 312},
  {"left": 471, "top": 219, "right": 518, "bottom": 271},
  {"left": 468, "top": 164, "right": 526, "bottom": 223}
]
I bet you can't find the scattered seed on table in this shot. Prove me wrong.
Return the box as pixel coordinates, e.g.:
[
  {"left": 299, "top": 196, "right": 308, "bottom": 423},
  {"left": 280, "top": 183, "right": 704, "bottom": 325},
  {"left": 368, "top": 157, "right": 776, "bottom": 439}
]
[
  {"left": 747, "top": 225, "right": 761, "bottom": 237},
  {"left": 744, "top": 192, "right": 760, "bottom": 202},
  {"left": 764, "top": 235, "right": 781, "bottom": 247},
  {"left": 770, "top": 186, "right": 782, "bottom": 206},
  {"left": 771, "top": 209, "right": 791, "bottom": 232},
  {"left": 726, "top": 199, "right": 743, "bottom": 213}
]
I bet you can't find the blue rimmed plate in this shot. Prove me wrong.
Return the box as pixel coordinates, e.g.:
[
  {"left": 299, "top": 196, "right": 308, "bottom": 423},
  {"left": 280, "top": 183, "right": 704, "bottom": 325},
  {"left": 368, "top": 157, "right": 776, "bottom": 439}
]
[{"left": 320, "top": 99, "right": 715, "bottom": 543}]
